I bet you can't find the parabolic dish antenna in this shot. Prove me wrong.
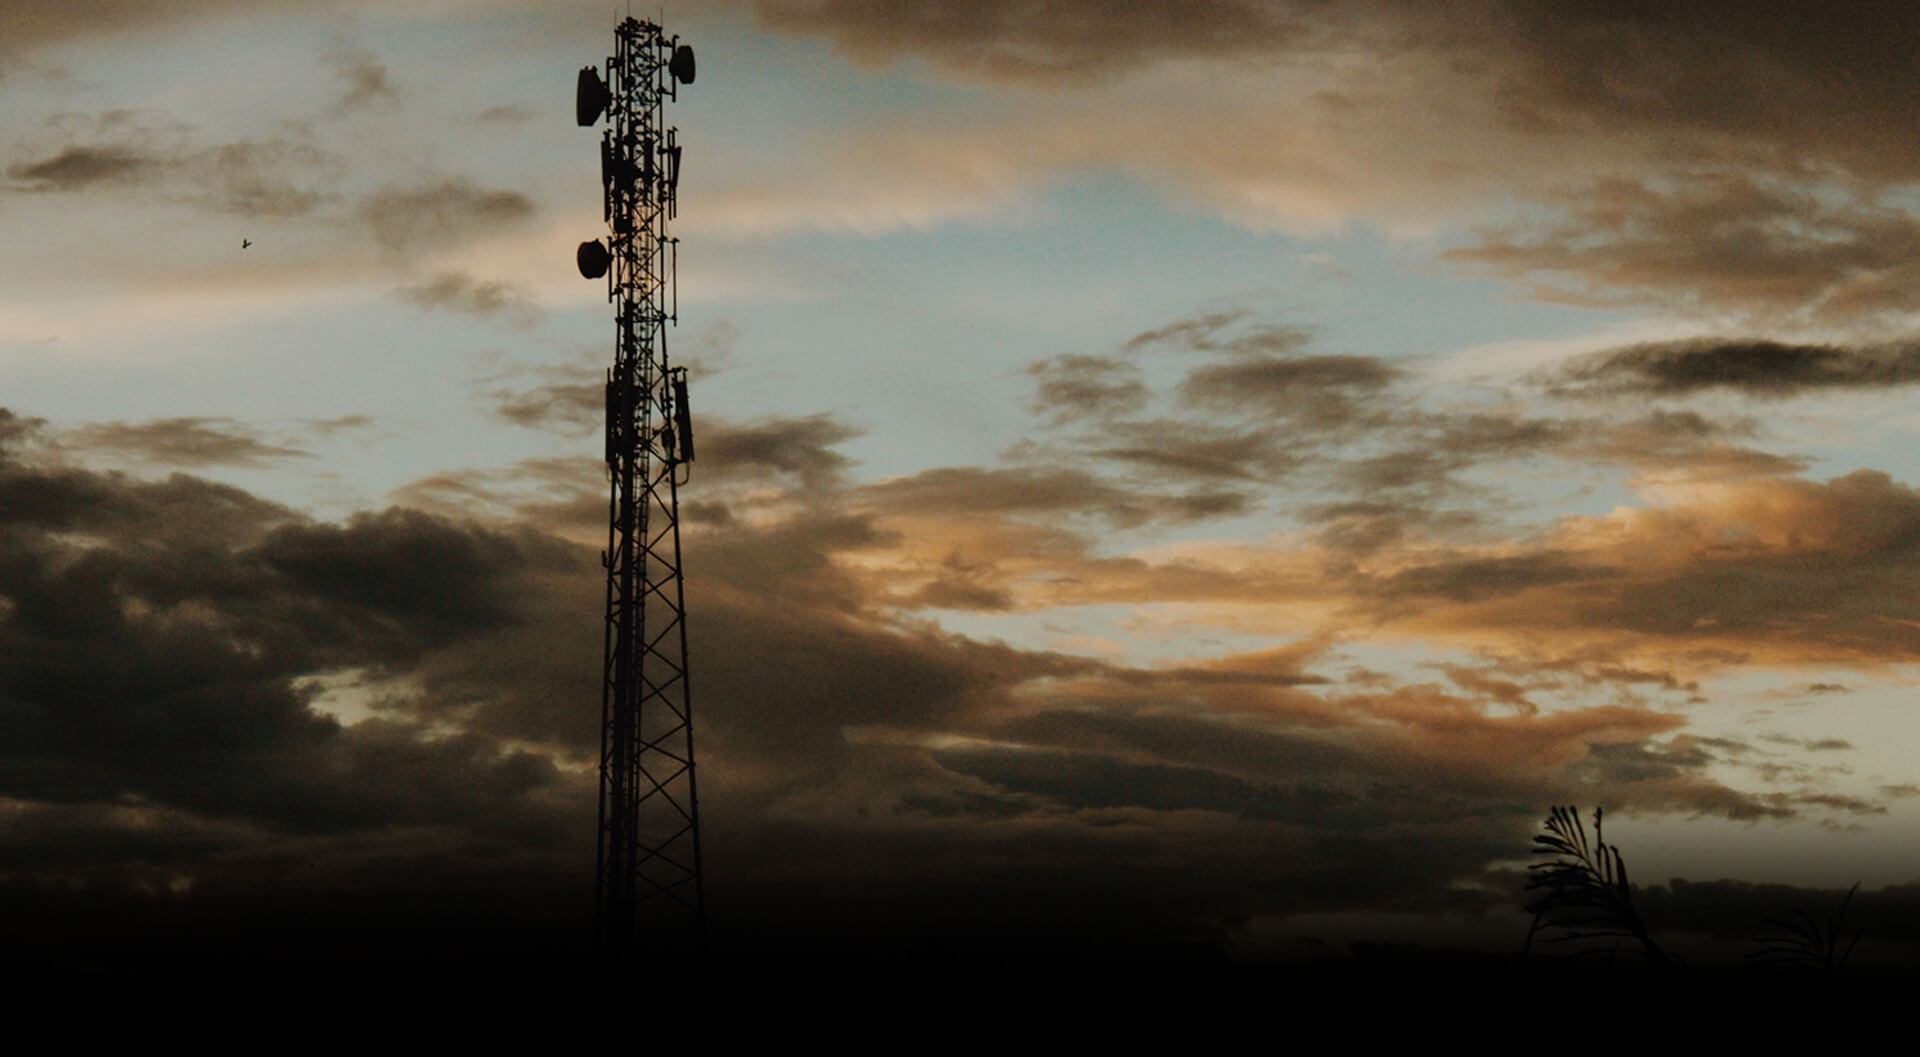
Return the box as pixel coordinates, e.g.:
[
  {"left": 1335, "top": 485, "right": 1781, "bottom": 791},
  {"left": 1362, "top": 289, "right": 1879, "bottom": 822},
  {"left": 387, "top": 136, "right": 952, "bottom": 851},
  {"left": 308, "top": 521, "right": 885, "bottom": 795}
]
[
  {"left": 577, "top": 66, "right": 610, "bottom": 126},
  {"left": 577, "top": 239, "right": 611, "bottom": 279}
]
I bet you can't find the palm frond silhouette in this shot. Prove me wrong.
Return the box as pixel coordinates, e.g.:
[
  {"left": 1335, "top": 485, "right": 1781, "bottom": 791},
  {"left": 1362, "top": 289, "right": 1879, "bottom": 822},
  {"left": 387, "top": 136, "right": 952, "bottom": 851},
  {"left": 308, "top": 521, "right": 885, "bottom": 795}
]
[
  {"left": 1749, "top": 882, "right": 1861, "bottom": 974},
  {"left": 1524, "top": 805, "right": 1674, "bottom": 969}
]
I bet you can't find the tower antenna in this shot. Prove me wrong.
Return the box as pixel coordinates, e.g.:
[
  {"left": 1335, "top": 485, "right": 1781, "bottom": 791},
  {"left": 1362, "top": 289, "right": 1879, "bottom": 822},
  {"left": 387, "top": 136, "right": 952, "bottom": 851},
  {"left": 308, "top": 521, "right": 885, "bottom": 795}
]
[{"left": 574, "top": 16, "right": 703, "bottom": 972}]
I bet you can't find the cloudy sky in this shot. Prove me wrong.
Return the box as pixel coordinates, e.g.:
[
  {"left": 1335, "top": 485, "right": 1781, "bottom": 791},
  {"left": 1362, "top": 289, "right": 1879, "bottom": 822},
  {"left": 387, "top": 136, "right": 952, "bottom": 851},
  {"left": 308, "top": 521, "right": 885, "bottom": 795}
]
[{"left": 9, "top": 0, "right": 1920, "bottom": 973}]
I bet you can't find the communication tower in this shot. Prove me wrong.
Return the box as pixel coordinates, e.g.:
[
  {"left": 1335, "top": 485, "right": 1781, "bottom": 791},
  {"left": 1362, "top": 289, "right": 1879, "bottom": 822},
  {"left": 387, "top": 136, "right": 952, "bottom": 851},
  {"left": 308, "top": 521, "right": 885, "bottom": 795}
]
[{"left": 575, "top": 18, "right": 702, "bottom": 971}]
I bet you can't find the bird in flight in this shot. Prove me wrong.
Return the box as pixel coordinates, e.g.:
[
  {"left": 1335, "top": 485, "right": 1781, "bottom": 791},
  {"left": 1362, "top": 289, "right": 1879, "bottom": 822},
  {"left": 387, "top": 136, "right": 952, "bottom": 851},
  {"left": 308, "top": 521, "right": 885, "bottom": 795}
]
[{"left": 242, "top": 239, "right": 252, "bottom": 249}]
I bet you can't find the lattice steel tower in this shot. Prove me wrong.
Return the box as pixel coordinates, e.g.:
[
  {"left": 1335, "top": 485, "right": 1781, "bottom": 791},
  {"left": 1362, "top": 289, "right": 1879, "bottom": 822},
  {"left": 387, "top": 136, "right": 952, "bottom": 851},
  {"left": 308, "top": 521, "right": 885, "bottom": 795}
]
[{"left": 575, "top": 18, "right": 702, "bottom": 971}]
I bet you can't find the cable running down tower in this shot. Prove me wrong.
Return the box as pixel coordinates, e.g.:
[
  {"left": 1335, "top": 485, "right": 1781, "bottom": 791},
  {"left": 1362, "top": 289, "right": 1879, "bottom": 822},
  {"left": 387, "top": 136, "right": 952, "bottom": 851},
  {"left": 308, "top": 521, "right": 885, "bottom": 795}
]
[{"left": 575, "top": 17, "right": 701, "bottom": 971}]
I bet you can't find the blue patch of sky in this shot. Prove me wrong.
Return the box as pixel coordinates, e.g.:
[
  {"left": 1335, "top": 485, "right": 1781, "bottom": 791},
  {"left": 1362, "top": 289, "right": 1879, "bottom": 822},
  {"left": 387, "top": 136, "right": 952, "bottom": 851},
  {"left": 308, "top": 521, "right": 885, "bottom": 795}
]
[
  {"left": 703, "top": 170, "right": 1646, "bottom": 488},
  {"left": 28, "top": 297, "right": 561, "bottom": 513},
  {"left": 929, "top": 602, "right": 1330, "bottom": 668}
]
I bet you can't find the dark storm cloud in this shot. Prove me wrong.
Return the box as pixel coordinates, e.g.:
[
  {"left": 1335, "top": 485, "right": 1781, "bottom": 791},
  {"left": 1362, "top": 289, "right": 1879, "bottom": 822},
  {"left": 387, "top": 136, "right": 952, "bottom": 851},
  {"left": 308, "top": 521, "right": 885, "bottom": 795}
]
[
  {"left": 700, "top": 415, "right": 861, "bottom": 488},
  {"left": 731, "top": 1, "right": 1920, "bottom": 322},
  {"left": 740, "top": 0, "right": 1323, "bottom": 82},
  {"left": 1447, "top": 176, "right": 1920, "bottom": 319},
  {"left": 66, "top": 417, "right": 310, "bottom": 468},
  {"left": 0, "top": 799, "right": 243, "bottom": 872},
  {"left": 1124, "top": 312, "right": 1313, "bottom": 360},
  {"left": 5, "top": 120, "right": 333, "bottom": 217},
  {"left": 1091, "top": 420, "right": 1298, "bottom": 483},
  {"left": 903, "top": 576, "right": 1013, "bottom": 612},
  {"left": 1303, "top": 502, "right": 1447, "bottom": 555},
  {"left": 1027, "top": 354, "right": 1147, "bottom": 423},
  {"left": 200, "top": 138, "right": 333, "bottom": 218},
  {"left": 1021, "top": 308, "right": 1795, "bottom": 518},
  {"left": 1368, "top": 552, "right": 1600, "bottom": 605},
  {"left": 678, "top": 528, "right": 1105, "bottom": 771},
  {"left": 1305, "top": 410, "right": 1579, "bottom": 523},
  {"left": 971, "top": 662, "right": 1737, "bottom": 829},
  {"left": 1431, "top": 412, "right": 1577, "bottom": 457},
  {"left": 1749, "top": 732, "right": 1854, "bottom": 765},
  {"left": 1550, "top": 338, "right": 1920, "bottom": 398},
  {"left": 398, "top": 271, "right": 536, "bottom": 323},
  {"left": 1574, "top": 739, "right": 1719, "bottom": 786},
  {"left": 456, "top": 413, "right": 864, "bottom": 518},
  {"left": 1475, "top": 1, "right": 1920, "bottom": 181},
  {"left": 739, "top": 1, "right": 1920, "bottom": 183},
  {"left": 695, "top": 509, "right": 891, "bottom": 612},
  {"left": 1013, "top": 309, "right": 1828, "bottom": 566},
  {"left": 0, "top": 420, "right": 581, "bottom": 865},
  {"left": 383, "top": 455, "right": 611, "bottom": 548},
  {"left": 1107, "top": 313, "right": 1405, "bottom": 454},
  {"left": 476, "top": 104, "right": 531, "bottom": 123},
  {"left": 1628, "top": 445, "right": 1807, "bottom": 482},
  {"left": 492, "top": 380, "right": 601, "bottom": 432},
  {"left": 357, "top": 180, "right": 534, "bottom": 252},
  {"left": 1178, "top": 353, "right": 1403, "bottom": 437},
  {"left": 856, "top": 445, "right": 1259, "bottom": 533},
  {"left": 325, "top": 46, "right": 398, "bottom": 115},
  {"left": 876, "top": 659, "right": 1804, "bottom": 936},
  {"left": 0, "top": 408, "right": 45, "bottom": 450},
  {"left": 992, "top": 706, "right": 1366, "bottom": 793},
  {"left": 1181, "top": 353, "right": 1399, "bottom": 407},
  {"left": 867, "top": 466, "right": 1128, "bottom": 516},
  {"left": 254, "top": 508, "right": 528, "bottom": 652},
  {"left": 1167, "top": 490, "right": 1252, "bottom": 520},
  {"left": 1636, "top": 878, "right": 1920, "bottom": 960},
  {"left": 6, "top": 145, "right": 153, "bottom": 191},
  {"left": 1785, "top": 791, "right": 1885, "bottom": 816},
  {"left": 0, "top": 460, "right": 286, "bottom": 545},
  {"left": 305, "top": 413, "right": 374, "bottom": 436},
  {"left": 1344, "top": 468, "right": 1920, "bottom": 667},
  {"left": 1552, "top": 409, "right": 1808, "bottom": 482},
  {"left": 932, "top": 745, "right": 1354, "bottom": 824},
  {"left": 1017, "top": 315, "right": 1343, "bottom": 489},
  {"left": 1124, "top": 311, "right": 1248, "bottom": 353},
  {"left": 1338, "top": 448, "right": 1464, "bottom": 494},
  {"left": 0, "top": 1, "right": 329, "bottom": 60},
  {"left": 731, "top": 615, "right": 1040, "bottom": 748},
  {"left": 5, "top": 403, "right": 1880, "bottom": 969}
]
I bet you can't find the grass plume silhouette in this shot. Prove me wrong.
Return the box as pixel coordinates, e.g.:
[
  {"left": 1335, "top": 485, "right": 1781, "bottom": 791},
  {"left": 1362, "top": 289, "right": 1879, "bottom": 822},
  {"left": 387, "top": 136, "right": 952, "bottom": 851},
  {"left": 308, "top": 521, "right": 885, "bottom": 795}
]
[
  {"left": 1523, "top": 805, "right": 1675, "bottom": 970},
  {"left": 1749, "top": 881, "right": 1862, "bottom": 974}
]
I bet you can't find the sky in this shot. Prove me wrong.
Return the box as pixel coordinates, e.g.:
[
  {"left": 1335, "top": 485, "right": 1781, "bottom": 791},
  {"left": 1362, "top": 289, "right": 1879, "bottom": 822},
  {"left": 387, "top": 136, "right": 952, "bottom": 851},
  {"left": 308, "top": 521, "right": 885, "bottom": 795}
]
[{"left": 7, "top": 0, "right": 1920, "bottom": 974}]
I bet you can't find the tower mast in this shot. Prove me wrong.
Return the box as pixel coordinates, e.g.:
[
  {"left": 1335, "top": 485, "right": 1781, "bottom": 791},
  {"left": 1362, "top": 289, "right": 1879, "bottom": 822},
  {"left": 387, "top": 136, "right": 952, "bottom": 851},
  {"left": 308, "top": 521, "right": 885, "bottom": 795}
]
[{"left": 575, "top": 17, "right": 701, "bottom": 971}]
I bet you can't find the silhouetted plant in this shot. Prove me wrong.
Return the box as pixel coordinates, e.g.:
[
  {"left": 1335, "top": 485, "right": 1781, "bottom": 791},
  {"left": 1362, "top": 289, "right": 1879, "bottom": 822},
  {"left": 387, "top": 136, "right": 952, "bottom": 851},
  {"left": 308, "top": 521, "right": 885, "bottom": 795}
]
[
  {"left": 1523, "top": 805, "right": 1675, "bottom": 970},
  {"left": 1749, "top": 881, "right": 1862, "bottom": 975}
]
